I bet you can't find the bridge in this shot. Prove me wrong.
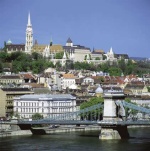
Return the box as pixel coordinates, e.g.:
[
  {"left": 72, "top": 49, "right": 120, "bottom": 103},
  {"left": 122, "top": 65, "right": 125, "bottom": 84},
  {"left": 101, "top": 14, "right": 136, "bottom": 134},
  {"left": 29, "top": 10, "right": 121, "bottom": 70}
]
[{"left": 1, "top": 91, "right": 150, "bottom": 139}]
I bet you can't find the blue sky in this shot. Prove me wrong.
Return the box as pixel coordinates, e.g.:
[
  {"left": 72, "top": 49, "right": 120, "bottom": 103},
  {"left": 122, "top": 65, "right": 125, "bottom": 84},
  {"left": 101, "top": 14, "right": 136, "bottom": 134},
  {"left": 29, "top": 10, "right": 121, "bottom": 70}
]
[{"left": 0, "top": 0, "right": 150, "bottom": 57}]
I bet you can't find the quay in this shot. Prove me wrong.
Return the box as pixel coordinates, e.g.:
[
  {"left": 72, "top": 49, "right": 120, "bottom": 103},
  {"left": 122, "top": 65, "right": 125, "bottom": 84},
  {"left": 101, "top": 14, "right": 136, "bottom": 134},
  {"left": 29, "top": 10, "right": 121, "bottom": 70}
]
[{"left": 0, "top": 124, "right": 101, "bottom": 137}]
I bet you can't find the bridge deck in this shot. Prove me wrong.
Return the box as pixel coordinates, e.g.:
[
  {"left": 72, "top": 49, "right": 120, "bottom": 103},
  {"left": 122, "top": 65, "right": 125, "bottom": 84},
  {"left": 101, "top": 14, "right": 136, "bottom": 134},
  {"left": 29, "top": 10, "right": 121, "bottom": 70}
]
[{"left": 1, "top": 120, "right": 150, "bottom": 126}]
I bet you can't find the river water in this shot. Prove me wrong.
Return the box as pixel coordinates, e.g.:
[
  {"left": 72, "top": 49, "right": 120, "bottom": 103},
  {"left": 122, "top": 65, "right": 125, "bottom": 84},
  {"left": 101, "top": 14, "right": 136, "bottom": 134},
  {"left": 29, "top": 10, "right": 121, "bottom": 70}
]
[{"left": 0, "top": 127, "right": 150, "bottom": 151}]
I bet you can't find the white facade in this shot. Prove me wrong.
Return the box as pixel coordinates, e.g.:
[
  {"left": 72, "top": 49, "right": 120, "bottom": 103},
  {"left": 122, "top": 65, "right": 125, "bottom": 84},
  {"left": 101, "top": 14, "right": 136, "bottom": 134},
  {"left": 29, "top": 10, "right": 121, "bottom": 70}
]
[
  {"left": 73, "top": 48, "right": 91, "bottom": 62},
  {"left": 62, "top": 78, "right": 75, "bottom": 89},
  {"left": 25, "top": 12, "right": 33, "bottom": 53},
  {"left": 83, "top": 77, "right": 94, "bottom": 85},
  {"left": 60, "top": 74, "right": 76, "bottom": 90},
  {"left": 13, "top": 94, "right": 76, "bottom": 119}
]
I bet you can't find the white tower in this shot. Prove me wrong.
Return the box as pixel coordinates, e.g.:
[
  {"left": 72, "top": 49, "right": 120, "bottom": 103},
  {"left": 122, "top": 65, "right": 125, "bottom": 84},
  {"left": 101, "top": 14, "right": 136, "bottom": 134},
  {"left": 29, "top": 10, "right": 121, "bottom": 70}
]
[{"left": 25, "top": 12, "right": 33, "bottom": 53}]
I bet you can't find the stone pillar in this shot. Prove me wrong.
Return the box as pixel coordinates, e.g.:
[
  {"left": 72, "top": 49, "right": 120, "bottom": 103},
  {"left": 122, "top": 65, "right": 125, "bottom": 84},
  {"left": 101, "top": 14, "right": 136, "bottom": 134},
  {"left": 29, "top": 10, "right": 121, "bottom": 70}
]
[
  {"left": 99, "top": 125, "right": 130, "bottom": 139},
  {"left": 99, "top": 91, "right": 129, "bottom": 139},
  {"left": 103, "top": 92, "right": 125, "bottom": 121},
  {"left": 103, "top": 95, "right": 117, "bottom": 120}
]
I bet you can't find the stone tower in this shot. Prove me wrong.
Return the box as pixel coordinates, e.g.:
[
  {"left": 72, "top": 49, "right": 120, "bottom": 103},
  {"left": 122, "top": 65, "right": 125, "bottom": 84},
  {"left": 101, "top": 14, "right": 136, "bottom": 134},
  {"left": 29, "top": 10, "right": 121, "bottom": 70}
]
[{"left": 25, "top": 12, "right": 33, "bottom": 53}]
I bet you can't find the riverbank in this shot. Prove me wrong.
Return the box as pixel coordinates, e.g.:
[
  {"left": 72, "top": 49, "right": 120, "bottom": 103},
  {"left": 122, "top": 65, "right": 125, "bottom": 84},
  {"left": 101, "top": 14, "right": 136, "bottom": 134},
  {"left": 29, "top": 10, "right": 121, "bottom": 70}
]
[
  {"left": 0, "top": 125, "right": 101, "bottom": 137},
  {"left": 1, "top": 124, "right": 150, "bottom": 138}
]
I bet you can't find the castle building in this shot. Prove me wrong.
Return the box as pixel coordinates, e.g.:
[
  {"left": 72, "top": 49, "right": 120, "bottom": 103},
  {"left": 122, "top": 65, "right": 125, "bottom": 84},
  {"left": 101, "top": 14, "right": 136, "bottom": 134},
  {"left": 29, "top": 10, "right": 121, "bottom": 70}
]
[
  {"left": 63, "top": 38, "right": 91, "bottom": 62},
  {"left": 5, "top": 40, "right": 25, "bottom": 53}
]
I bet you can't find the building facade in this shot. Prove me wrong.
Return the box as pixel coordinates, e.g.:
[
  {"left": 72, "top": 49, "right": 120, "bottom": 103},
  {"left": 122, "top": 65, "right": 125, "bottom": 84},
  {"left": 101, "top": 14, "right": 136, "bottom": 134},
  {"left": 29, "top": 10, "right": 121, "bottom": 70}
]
[
  {"left": 63, "top": 38, "right": 91, "bottom": 62},
  {"left": 13, "top": 94, "right": 76, "bottom": 119},
  {"left": 0, "top": 88, "right": 34, "bottom": 117},
  {"left": 0, "top": 75, "right": 24, "bottom": 85}
]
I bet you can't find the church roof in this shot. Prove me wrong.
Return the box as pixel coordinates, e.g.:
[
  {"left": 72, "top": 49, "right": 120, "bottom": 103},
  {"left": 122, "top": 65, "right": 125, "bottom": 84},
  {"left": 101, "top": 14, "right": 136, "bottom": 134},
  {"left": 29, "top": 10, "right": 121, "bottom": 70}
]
[
  {"left": 63, "top": 74, "right": 76, "bottom": 79},
  {"left": 66, "top": 37, "right": 72, "bottom": 43},
  {"left": 6, "top": 44, "right": 25, "bottom": 51},
  {"left": 63, "top": 45, "right": 91, "bottom": 52},
  {"left": 50, "top": 45, "right": 63, "bottom": 52},
  {"left": 92, "top": 50, "right": 105, "bottom": 54}
]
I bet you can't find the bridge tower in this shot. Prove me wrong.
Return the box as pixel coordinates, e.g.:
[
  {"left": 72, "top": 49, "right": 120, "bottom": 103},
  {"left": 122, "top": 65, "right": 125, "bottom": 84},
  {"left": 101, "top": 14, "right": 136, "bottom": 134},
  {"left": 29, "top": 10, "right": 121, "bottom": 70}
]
[{"left": 99, "top": 90, "right": 130, "bottom": 139}]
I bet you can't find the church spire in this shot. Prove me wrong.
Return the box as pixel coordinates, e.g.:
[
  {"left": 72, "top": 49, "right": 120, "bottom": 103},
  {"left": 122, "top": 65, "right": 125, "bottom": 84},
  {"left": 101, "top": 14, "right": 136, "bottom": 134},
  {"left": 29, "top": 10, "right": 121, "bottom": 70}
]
[
  {"left": 27, "top": 12, "right": 31, "bottom": 26},
  {"left": 25, "top": 12, "right": 33, "bottom": 54}
]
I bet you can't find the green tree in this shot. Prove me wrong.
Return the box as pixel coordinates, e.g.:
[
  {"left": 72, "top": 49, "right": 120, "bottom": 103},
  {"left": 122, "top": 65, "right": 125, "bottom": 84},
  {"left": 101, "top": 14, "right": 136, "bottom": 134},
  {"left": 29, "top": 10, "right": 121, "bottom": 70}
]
[
  {"left": 147, "top": 87, "right": 150, "bottom": 92},
  {"left": 118, "top": 59, "right": 126, "bottom": 73},
  {"left": 0, "top": 61, "right": 3, "bottom": 73},
  {"left": 31, "top": 52, "right": 42, "bottom": 60},
  {"left": 32, "top": 113, "right": 43, "bottom": 120},
  {"left": 108, "top": 67, "right": 122, "bottom": 76},
  {"left": 80, "top": 97, "right": 104, "bottom": 120},
  {"left": 55, "top": 52, "right": 64, "bottom": 59},
  {"left": 0, "top": 52, "right": 9, "bottom": 62}
]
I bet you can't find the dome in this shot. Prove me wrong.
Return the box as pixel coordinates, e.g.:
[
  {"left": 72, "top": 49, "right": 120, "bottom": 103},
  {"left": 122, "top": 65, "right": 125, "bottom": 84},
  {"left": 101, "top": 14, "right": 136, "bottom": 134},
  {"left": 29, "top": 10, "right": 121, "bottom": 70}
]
[
  {"left": 7, "top": 39, "right": 12, "bottom": 45},
  {"left": 95, "top": 85, "right": 103, "bottom": 93}
]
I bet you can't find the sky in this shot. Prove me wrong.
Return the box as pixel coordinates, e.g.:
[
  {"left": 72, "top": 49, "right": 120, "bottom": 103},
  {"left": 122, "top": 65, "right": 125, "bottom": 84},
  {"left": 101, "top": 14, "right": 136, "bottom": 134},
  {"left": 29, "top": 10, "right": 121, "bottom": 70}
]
[{"left": 0, "top": 0, "right": 150, "bottom": 58}]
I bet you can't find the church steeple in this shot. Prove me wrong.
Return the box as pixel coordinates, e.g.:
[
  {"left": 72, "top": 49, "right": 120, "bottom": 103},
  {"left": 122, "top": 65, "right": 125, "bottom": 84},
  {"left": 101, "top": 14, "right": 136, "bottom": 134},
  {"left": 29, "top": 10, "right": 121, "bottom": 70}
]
[
  {"left": 27, "top": 12, "right": 31, "bottom": 26},
  {"left": 25, "top": 12, "right": 33, "bottom": 54}
]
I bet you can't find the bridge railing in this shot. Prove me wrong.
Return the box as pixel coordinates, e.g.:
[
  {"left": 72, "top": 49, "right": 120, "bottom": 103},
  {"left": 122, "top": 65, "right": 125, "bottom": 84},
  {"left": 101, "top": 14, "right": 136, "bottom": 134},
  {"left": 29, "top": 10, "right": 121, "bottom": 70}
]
[
  {"left": 122, "top": 101, "right": 150, "bottom": 114},
  {"left": 34, "top": 103, "right": 103, "bottom": 122}
]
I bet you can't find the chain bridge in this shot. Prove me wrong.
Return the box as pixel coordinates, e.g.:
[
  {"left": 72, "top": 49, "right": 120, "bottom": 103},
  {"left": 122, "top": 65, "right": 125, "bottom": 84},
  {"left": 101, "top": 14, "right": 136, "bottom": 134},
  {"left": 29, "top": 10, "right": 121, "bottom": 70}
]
[
  {"left": 17, "top": 100, "right": 150, "bottom": 126},
  {"left": 2, "top": 91, "right": 150, "bottom": 139}
]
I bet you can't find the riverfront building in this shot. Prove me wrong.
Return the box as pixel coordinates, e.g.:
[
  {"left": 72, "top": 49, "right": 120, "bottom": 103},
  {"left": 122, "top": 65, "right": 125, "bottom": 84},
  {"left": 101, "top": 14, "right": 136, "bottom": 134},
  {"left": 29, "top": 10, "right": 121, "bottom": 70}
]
[
  {"left": 0, "top": 88, "right": 34, "bottom": 117},
  {"left": 13, "top": 94, "right": 76, "bottom": 119}
]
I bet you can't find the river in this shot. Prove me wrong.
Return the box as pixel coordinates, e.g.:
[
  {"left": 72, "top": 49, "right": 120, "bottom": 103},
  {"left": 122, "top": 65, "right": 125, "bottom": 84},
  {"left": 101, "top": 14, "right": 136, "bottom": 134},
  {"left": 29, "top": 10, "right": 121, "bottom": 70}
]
[{"left": 0, "top": 127, "right": 150, "bottom": 151}]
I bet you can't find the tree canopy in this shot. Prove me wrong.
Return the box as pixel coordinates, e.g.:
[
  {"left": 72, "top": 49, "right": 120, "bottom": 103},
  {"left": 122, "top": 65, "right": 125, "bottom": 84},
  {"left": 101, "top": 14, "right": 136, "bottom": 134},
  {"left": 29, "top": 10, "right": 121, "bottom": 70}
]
[
  {"left": 0, "top": 51, "right": 55, "bottom": 74},
  {"left": 0, "top": 51, "right": 150, "bottom": 76},
  {"left": 80, "top": 97, "right": 104, "bottom": 120}
]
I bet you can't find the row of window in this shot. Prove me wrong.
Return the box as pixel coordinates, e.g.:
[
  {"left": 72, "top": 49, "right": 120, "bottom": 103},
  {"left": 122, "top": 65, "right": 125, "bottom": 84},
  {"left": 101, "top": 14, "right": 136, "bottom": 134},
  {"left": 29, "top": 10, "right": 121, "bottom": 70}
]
[
  {"left": 7, "top": 48, "right": 23, "bottom": 51},
  {"left": 15, "top": 107, "right": 74, "bottom": 113},
  {"left": 16, "top": 102, "right": 74, "bottom": 107},
  {"left": 0, "top": 80, "right": 21, "bottom": 83},
  {"left": 16, "top": 108, "right": 44, "bottom": 113},
  {"left": 16, "top": 102, "right": 40, "bottom": 107}
]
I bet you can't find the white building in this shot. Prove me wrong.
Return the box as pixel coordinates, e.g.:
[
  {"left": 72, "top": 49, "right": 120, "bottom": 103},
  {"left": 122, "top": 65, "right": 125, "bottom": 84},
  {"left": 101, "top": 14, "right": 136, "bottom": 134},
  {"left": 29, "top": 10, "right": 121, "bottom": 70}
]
[
  {"left": 82, "top": 77, "right": 94, "bottom": 85},
  {"left": 13, "top": 94, "right": 76, "bottom": 119},
  {"left": 61, "top": 74, "right": 76, "bottom": 90},
  {"left": 63, "top": 38, "right": 91, "bottom": 62}
]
